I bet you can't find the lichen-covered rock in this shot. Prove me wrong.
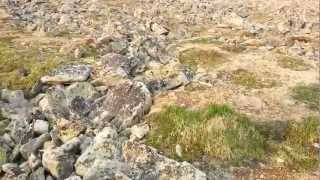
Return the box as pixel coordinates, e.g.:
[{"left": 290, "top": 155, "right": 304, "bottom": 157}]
[
  {"left": 39, "top": 82, "right": 98, "bottom": 121},
  {"left": 41, "top": 64, "right": 91, "bottom": 84},
  {"left": 122, "top": 142, "right": 207, "bottom": 180},
  {"left": 55, "top": 118, "right": 86, "bottom": 143},
  {"left": 100, "top": 53, "right": 134, "bottom": 77},
  {"left": 42, "top": 138, "right": 81, "bottom": 179},
  {"left": 75, "top": 127, "right": 120, "bottom": 176},
  {"left": 83, "top": 159, "right": 130, "bottom": 180},
  {"left": 97, "top": 81, "right": 152, "bottom": 129}
]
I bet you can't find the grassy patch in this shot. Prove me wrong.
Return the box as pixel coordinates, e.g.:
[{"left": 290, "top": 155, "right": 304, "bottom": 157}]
[
  {"left": 278, "top": 56, "right": 310, "bottom": 71},
  {"left": 291, "top": 84, "right": 320, "bottom": 110},
  {"left": 271, "top": 117, "right": 320, "bottom": 171},
  {"left": 146, "top": 105, "right": 266, "bottom": 166},
  {"left": 0, "top": 39, "right": 72, "bottom": 91},
  {"left": 222, "top": 69, "right": 278, "bottom": 88},
  {"left": 179, "top": 48, "right": 228, "bottom": 71},
  {"left": 146, "top": 105, "right": 320, "bottom": 171}
]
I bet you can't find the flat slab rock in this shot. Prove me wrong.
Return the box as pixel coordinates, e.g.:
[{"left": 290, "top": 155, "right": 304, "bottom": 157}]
[{"left": 41, "top": 64, "right": 91, "bottom": 84}]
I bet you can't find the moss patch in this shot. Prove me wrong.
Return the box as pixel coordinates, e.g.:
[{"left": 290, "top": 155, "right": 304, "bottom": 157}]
[
  {"left": 291, "top": 84, "right": 320, "bottom": 111},
  {"left": 278, "top": 56, "right": 311, "bottom": 71},
  {"left": 146, "top": 104, "right": 266, "bottom": 166},
  {"left": 0, "top": 39, "right": 72, "bottom": 91},
  {"left": 221, "top": 69, "right": 278, "bottom": 88},
  {"left": 179, "top": 48, "right": 228, "bottom": 71}
]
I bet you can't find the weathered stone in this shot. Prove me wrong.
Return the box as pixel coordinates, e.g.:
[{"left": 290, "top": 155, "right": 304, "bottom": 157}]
[
  {"left": 100, "top": 53, "right": 133, "bottom": 77},
  {"left": 33, "top": 120, "right": 49, "bottom": 134},
  {"left": 39, "top": 82, "right": 98, "bottom": 121},
  {"left": 75, "top": 127, "right": 119, "bottom": 176},
  {"left": 9, "top": 145, "right": 20, "bottom": 162},
  {"left": 100, "top": 81, "right": 152, "bottom": 129},
  {"left": 42, "top": 146, "right": 76, "bottom": 179},
  {"left": 28, "top": 154, "right": 41, "bottom": 170},
  {"left": 20, "top": 133, "right": 51, "bottom": 159},
  {"left": 19, "top": 161, "right": 31, "bottom": 174},
  {"left": 28, "top": 167, "right": 45, "bottom": 180},
  {"left": 8, "top": 119, "right": 32, "bottom": 144},
  {"left": 150, "top": 22, "right": 169, "bottom": 36},
  {"left": 122, "top": 142, "right": 207, "bottom": 180},
  {"left": 38, "top": 87, "right": 69, "bottom": 121},
  {"left": 84, "top": 159, "right": 130, "bottom": 180},
  {"left": 2, "top": 163, "right": 20, "bottom": 175},
  {"left": 65, "top": 82, "right": 98, "bottom": 102},
  {"left": 56, "top": 118, "right": 86, "bottom": 143},
  {"left": 41, "top": 64, "right": 91, "bottom": 84},
  {"left": 130, "top": 124, "right": 149, "bottom": 140},
  {"left": 65, "top": 175, "right": 82, "bottom": 180},
  {"left": 0, "top": 89, "right": 32, "bottom": 122}
]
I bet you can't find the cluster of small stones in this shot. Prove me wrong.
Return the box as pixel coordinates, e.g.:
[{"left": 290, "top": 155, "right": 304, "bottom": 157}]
[{"left": 0, "top": 0, "right": 319, "bottom": 179}]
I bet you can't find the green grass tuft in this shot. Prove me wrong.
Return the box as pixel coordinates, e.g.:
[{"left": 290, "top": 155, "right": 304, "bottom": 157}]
[
  {"left": 146, "top": 104, "right": 266, "bottom": 165},
  {"left": 274, "top": 117, "right": 320, "bottom": 171},
  {"left": 291, "top": 84, "right": 320, "bottom": 111},
  {"left": 147, "top": 105, "right": 320, "bottom": 171}
]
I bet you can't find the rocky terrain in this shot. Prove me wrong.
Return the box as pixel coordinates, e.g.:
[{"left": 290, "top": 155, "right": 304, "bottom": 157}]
[{"left": 0, "top": 0, "right": 319, "bottom": 179}]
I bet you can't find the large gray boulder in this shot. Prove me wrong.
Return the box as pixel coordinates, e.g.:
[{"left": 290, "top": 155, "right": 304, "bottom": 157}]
[
  {"left": 39, "top": 82, "right": 99, "bottom": 121},
  {"left": 97, "top": 81, "right": 152, "bottom": 129}
]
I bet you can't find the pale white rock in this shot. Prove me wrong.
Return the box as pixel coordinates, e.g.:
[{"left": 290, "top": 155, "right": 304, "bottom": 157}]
[
  {"left": 33, "top": 120, "right": 49, "bottom": 134},
  {"left": 130, "top": 124, "right": 149, "bottom": 140}
]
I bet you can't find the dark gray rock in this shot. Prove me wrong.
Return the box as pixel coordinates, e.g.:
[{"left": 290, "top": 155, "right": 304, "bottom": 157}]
[
  {"left": 20, "top": 133, "right": 51, "bottom": 159},
  {"left": 28, "top": 167, "right": 45, "bottom": 180}
]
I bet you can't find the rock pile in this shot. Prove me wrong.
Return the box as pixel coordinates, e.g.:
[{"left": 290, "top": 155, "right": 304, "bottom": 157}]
[{"left": 0, "top": 63, "right": 206, "bottom": 179}]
